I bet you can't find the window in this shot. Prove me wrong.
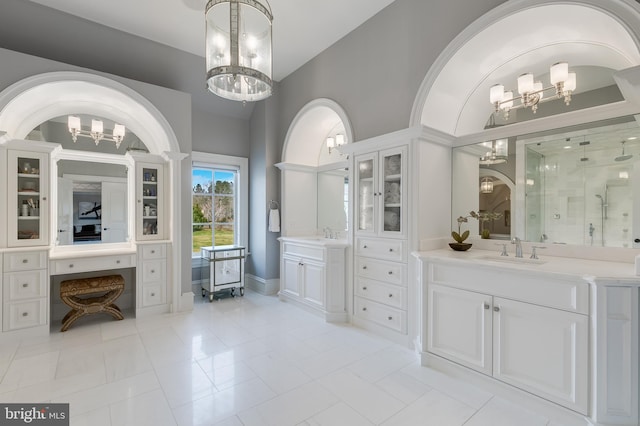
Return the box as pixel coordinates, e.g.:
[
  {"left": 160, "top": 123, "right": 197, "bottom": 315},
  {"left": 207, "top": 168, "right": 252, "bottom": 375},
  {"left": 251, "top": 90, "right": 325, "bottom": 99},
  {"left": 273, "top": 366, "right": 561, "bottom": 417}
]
[{"left": 192, "top": 152, "right": 248, "bottom": 256}]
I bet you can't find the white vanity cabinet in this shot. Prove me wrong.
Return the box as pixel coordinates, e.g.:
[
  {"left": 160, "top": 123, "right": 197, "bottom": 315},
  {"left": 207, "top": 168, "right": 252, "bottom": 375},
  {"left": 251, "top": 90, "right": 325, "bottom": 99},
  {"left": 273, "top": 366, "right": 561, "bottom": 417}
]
[
  {"left": 423, "top": 260, "right": 589, "bottom": 415},
  {"left": 2, "top": 250, "right": 48, "bottom": 332},
  {"left": 7, "top": 150, "right": 49, "bottom": 247},
  {"left": 136, "top": 160, "right": 165, "bottom": 241},
  {"left": 137, "top": 243, "right": 168, "bottom": 312},
  {"left": 279, "top": 238, "right": 347, "bottom": 322}
]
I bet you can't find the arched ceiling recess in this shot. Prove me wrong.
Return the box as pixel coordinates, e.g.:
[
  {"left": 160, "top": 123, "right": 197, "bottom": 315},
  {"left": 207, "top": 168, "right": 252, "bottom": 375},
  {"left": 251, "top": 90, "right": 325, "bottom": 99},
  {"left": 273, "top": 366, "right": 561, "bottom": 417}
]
[
  {"left": 412, "top": 0, "right": 640, "bottom": 137},
  {"left": 0, "top": 72, "right": 180, "bottom": 155},
  {"left": 282, "top": 98, "right": 353, "bottom": 167}
]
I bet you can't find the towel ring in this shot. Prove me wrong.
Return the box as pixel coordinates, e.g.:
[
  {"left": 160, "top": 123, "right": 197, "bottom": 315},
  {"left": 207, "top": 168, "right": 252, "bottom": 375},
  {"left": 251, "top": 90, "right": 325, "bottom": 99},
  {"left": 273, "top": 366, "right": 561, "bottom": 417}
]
[{"left": 269, "top": 200, "right": 280, "bottom": 210}]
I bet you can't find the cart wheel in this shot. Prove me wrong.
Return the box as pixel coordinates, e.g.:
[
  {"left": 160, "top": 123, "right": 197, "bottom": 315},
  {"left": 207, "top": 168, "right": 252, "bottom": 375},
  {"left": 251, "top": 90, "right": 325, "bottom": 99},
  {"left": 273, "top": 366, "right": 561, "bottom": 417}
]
[
  {"left": 240, "top": 287, "right": 244, "bottom": 296},
  {"left": 201, "top": 288, "right": 206, "bottom": 297},
  {"left": 230, "top": 288, "right": 235, "bottom": 297},
  {"left": 209, "top": 293, "right": 214, "bottom": 302}
]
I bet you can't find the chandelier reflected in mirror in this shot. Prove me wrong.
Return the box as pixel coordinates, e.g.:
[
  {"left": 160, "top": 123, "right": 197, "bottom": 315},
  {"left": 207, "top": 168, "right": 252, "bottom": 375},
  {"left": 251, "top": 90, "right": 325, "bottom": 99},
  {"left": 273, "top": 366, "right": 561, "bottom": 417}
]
[
  {"left": 479, "top": 139, "right": 508, "bottom": 165},
  {"left": 67, "top": 116, "right": 126, "bottom": 149},
  {"left": 205, "top": 0, "right": 273, "bottom": 102},
  {"left": 490, "top": 62, "right": 576, "bottom": 120}
]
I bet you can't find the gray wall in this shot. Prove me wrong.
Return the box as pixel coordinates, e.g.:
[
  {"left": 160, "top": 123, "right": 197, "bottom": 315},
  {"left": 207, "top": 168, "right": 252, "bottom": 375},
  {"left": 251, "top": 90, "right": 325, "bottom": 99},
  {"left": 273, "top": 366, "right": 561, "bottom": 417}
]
[{"left": 191, "top": 109, "right": 250, "bottom": 157}]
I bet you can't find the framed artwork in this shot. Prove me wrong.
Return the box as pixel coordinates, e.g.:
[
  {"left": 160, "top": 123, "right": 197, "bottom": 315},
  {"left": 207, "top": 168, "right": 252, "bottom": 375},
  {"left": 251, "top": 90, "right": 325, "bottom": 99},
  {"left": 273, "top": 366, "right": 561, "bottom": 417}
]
[{"left": 78, "top": 201, "right": 101, "bottom": 219}]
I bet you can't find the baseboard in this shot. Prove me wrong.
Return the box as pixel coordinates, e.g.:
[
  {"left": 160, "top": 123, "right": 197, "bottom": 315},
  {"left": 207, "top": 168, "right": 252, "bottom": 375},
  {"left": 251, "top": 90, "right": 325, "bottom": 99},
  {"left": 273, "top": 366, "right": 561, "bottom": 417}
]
[{"left": 246, "top": 274, "right": 279, "bottom": 295}]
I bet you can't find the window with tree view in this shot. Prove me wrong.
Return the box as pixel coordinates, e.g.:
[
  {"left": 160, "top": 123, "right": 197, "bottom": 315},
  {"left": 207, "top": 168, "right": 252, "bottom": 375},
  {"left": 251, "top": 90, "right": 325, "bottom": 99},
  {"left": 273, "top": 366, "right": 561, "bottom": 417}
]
[{"left": 192, "top": 168, "right": 236, "bottom": 254}]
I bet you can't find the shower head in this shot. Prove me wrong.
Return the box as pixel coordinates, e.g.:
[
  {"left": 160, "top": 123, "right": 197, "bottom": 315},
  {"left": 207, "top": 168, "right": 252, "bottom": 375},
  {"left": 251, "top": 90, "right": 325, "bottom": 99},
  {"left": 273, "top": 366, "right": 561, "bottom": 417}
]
[{"left": 615, "top": 141, "right": 633, "bottom": 162}]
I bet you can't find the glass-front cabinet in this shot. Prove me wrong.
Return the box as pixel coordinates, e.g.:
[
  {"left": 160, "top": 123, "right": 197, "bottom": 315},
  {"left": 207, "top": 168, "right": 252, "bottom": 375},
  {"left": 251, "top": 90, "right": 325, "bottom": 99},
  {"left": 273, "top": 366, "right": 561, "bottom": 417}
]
[
  {"left": 355, "top": 146, "right": 406, "bottom": 238},
  {"left": 8, "top": 150, "right": 49, "bottom": 247},
  {"left": 136, "top": 162, "right": 164, "bottom": 240}
]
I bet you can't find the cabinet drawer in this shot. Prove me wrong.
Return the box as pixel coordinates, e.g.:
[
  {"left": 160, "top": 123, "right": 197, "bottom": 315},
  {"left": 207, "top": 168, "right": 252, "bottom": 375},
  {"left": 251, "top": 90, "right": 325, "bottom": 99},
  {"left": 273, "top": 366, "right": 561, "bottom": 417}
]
[
  {"left": 355, "top": 277, "right": 407, "bottom": 309},
  {"left": 141, "top": 244, "right": 166, "bottom": 260},
  {"left": 356, "top": 257, "right": 405, "bottom": 286},
  {"left": 282, "top": 242, "right": 324, "bottom": 262},
  {"left": 355, "top": 297, "right": 407, "bottom": 333},
  {"left": 141, "top": 283, "right": 165, "bottom": 307},
  {"left": 51, "top": 254, "right": 135, "bottom": 275},
  {"left": 142, "top": 260, "right": 165, "bottom": 283},
  {"left": 4, "top": 251, "right": 47, "bottom": 271},
  {"left": 356, "top": 237, "right": 405, "bottom": 262},
  {"left": 4, "top": 270, "right": 47, "bottom": 301},
  {"left": 3, "top": 299, "right": 47, "bottom": 331}
]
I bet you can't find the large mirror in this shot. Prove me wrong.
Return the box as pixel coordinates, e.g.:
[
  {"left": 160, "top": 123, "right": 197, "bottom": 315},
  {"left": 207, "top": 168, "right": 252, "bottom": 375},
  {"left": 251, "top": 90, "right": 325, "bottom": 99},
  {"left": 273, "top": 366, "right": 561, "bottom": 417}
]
[
  {"left": 317, "top": 166, "right": 349, "bottom": 234},
  {"left": 57, "top": 160, "right": 129, "bottom": 245},
  {"left": 453, "top": 115, "right": 640, "bottom": 248}
]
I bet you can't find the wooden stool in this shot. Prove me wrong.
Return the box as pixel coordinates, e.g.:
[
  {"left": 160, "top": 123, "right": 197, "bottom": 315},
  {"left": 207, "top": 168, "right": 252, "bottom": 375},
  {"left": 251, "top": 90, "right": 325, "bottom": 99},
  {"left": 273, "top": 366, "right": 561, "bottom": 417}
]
[{"left": 60, "top": 275, "right": 125, "bottom": 332}]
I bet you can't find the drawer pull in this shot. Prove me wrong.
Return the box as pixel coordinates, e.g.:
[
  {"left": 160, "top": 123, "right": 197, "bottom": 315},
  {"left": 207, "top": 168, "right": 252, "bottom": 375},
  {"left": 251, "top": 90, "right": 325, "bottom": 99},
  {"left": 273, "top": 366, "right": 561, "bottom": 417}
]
[
  {"left": 388, "top": 271, "right": 393, "bottom": 275},
  {"left": 22, "top": 259, "right": 28, "bottom": 264},
  {"left": 493, "top": 306, "right": 500, "bottom": 312},
  {"left": 22, "top": 312, "right": 28, "bottom": 317},
  {"left": 151, "top": 269, "right": 155, "bottom": 273},
  {"left": 484, "top": 303, "right": 490, "bottom": 310},
  {"left": 22, "top": 283, "right": 28, "bottom": 288},
  {"left": 116, "top": 260, "right": 121, "bottom": 264},
  {"left": 69, "top": 264, "right": 74, "bottom": 268},
  {"left": 362, "top": 307, "right": 367, "bottom": 311},
  {"left": 388, "top": 294, "right": 393, "bottom": 298},
  {"left": 151, "top": 250, "right": 155, "bottom": 254},
  {"left": 362, "top": 286, "right": 367, "bottom": 290},
  {"left": 151, "top": 293, "right": 155, "bottom": 297},
  {"left": 363, "top": 245, "right": 368, "bottom": 249},
  {"left": 389, "top": 248, "right": 393, "bottom": 252},
  {"left": 362, "top": 266, "right": 367, "bottom": 270},
  {"left": 387, "top": 316, "right": 393, "bottom": 320}
]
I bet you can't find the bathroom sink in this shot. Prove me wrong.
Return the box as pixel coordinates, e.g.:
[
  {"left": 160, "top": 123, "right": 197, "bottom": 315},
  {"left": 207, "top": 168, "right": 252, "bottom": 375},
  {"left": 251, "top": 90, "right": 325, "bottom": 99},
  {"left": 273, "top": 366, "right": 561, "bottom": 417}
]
[{"left": 477, "top": 255, "right": 547, "bottom": 265}]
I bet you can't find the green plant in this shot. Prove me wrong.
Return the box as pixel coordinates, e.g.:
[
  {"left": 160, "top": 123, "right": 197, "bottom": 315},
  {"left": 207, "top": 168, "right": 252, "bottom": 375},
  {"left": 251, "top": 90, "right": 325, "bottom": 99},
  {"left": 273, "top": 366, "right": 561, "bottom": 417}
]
[{"left": 452, "top": 211, "right": 478, "bottom": 243}]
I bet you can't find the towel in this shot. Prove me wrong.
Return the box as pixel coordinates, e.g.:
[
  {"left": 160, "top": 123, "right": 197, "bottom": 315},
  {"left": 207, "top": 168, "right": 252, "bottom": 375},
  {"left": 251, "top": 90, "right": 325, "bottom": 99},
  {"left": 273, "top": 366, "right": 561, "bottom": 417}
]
[{"left": 268, "top": 208, "right": 280, "bottom": 232}]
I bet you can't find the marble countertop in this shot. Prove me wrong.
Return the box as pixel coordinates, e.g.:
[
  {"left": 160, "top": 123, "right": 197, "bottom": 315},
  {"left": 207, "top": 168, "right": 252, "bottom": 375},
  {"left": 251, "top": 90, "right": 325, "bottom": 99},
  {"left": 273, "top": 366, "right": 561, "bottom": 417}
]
[
  {"left": 278, "top": 236, "right": 349, "bottom": 247},
  {"left": 413, "top": 248, "right": 640, "bottom": 284}
]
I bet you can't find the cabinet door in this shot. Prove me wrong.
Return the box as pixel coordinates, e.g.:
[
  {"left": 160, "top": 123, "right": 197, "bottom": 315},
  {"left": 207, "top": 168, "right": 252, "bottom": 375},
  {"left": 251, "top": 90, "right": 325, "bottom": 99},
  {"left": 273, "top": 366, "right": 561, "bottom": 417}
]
[
  {"left": 492, "top": 297, "right": 588, "bottom": 414},
  {"left": 302, "top": 260, "right": 324, "bottom": 308},
  {"left": 136, "top": 163, "right": 164, "bottom": 240},
  {"left": 427, "top": 284, "right": 492, "bottom": 375},
  {"left": 8, "top": 150, "right": 49, "bottom": 247},
  {"left": 379, "top": 146, "right": 406, "bottom": 238},
  {"left": 282, "top": 256, "right": 301, "bottom": 297},
  {"left": 355, "top": 153, "right": 378, "bottom": 235}
]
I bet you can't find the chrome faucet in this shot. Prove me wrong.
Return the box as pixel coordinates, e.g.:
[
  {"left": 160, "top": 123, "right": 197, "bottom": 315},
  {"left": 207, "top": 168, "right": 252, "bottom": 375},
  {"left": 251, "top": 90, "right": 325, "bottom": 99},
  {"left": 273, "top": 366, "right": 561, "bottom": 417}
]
[{"left": 511, "top": 237, "right": 523, "bottom": 258}]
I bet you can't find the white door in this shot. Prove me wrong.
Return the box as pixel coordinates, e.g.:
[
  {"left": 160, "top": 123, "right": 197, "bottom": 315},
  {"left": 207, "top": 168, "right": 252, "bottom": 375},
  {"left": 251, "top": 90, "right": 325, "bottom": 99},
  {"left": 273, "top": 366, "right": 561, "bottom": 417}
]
[
  {"left": 302, "top": 260, "right": 324, "bottom": 308},
  {"left": 101, "top": 182, "right": 128, "bottom": 243},
  {"left": 492, "top": 297, "right": 589, "bottom": 414},
  {"left": 427, "top": 284, "right": 493, "bottom": 375},
  {"left": 282, "top": 256, "right": 301, "bottom": 297},
  {"left": 57, "top": 177, "right": 73, "bottom": 245}
]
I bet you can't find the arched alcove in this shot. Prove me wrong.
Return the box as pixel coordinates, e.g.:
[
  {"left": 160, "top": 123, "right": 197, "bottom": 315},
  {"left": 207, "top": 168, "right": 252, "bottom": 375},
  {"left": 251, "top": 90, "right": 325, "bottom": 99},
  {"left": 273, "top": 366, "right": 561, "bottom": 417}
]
[
  {"left": 0, "top": 71, "right": 180, "bottom": 154},
  {"left": 411, "top": 0, "right": 640, "bottom": 136}
]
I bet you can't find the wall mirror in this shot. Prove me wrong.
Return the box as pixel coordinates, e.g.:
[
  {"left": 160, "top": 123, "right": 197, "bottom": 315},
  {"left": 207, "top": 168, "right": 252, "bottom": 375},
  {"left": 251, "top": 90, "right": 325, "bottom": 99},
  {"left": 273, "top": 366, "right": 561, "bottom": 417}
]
[
  {"left": 317, "top": 166, "right": 348, "bottom": 233},
  {"left": 452, "top": 114, "right": 640, "bottom": 248}
]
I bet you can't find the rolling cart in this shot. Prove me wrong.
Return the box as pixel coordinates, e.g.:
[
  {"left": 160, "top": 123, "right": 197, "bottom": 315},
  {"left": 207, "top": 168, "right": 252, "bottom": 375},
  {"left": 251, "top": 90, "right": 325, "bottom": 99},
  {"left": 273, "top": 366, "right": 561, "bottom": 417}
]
[{"left": 200, "top": 245, "right": 245, "bottom": 302}]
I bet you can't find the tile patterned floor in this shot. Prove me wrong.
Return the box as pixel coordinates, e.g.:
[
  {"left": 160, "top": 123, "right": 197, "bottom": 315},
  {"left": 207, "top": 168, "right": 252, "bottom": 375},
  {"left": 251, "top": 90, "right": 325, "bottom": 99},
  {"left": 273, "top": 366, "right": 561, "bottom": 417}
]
[{"left": 0, "top": 289, "right": 584, "bottom": 426}]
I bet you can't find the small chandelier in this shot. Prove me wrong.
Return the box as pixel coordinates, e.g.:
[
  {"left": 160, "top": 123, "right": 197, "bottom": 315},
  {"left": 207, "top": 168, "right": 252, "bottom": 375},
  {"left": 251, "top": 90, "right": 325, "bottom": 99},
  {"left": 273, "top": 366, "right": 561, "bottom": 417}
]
[
  {"left": 327, "top": 134, "right": 346, "bottom": 154},
  {"left": 490, "top": 62, "right": 576, "bottom": 120},
  {"left": 205, "top": 0, "right": 273, "bottom": 102},
  {"left": 479, "top": 139, "right": 508, "bottom": 165},
  {"left": 67, "top": 116, "right": 126, "bottom": 149},
  {"left": 480, "top": 177, "right": 494, "bottom": 194}
]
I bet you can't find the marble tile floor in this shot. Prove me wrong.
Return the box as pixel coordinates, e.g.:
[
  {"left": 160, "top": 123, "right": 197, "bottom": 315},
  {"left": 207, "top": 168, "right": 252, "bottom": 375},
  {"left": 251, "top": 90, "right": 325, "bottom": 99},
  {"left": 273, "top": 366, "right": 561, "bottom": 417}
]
[{"left": 0, "top": 289, "right": 586, "bottom": 426}]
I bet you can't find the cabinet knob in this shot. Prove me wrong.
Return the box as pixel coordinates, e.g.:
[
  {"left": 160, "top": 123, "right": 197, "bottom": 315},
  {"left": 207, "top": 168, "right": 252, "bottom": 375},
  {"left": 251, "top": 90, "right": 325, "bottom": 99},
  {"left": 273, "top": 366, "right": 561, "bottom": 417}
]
[
  {"left": 22, "top": 259, "right": 28, "bottom": 264},
  {"left": 493, "top": 306, "right": 500, "bottom": 312},
  {"left": 22, "top": 312, "right": 28, "bottom": 317},
  {"left": 362, "top": 286, "right": 367, "bottom": 290},
  {"left": 389, "top": 248, "right": 393, "bottom": 252},
  {"left": 138, "top": 200, "right": 142, "bottom": 204},
  {"left": 69, "top": 264, "right": 74, "bottom": 268},
  {"left": 22, "top": 283, "right": 28, "bottom": 288},
  {"left": 387, "top": 316, "right": 393, "bottom": 320},
  {"left": 388, "top": 271, "right": 393, "bottom": 275},
  {"left": 151, "top": 293, "right": 155, "bottom": 297},
  {"left": 151, "top": 269, "right": 155, "bottom": 273},
  {"left": 363, "top": 245, "right": 367, "bottom": 249},
  {"left": 42, "top": 197, "right": 47, "bottom": 201},
  {"left": 484, "top": 303, "right": 490, "bottom": 310},
  {"left": 362, "top": 307, "right": 367, "bottom": 311},
  {"left": 116, "top": 260, "right": 121, "bottom": 264},
  {"left": 151, "top": 250, "right": 155, "bottom": 254},
  {"left": 388, "top": 294, "right": 393, "bottom": 298},
  {"left": 362, "top": 265, "right": 367, "bottom": 270}
]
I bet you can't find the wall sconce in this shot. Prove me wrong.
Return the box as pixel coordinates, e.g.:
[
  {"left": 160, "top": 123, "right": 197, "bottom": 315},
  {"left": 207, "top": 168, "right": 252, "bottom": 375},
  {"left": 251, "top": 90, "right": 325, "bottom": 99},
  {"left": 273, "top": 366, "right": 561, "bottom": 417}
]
[
  {"left": 480, "top": 177, "right": 494, "bottom": 193},
  {"left": 327, "top": 133, "right": 346, "bottom": 154},
  {"left": 68, "top": 116, "right": 126, "bottom": 149}
]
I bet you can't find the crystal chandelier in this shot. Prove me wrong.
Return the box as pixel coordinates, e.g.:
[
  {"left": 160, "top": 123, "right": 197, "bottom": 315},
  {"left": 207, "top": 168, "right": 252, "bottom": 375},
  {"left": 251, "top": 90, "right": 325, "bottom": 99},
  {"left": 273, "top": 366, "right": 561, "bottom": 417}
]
[
  {"left": 205, "top": 0, "right": 273, "bottom": 102},
  {"left": 67, "top": 116, "right": 126, "bottom": 149},
  {"left": 490, "top": 62, "right": 576, "bottom": 119}
]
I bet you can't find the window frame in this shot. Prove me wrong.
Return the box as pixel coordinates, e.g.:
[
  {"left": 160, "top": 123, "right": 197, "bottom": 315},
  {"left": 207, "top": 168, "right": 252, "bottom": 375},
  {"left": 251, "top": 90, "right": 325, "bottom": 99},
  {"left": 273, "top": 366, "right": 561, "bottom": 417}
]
[{"left": 191, "top": 151, "right": 248, "bottom": 258}]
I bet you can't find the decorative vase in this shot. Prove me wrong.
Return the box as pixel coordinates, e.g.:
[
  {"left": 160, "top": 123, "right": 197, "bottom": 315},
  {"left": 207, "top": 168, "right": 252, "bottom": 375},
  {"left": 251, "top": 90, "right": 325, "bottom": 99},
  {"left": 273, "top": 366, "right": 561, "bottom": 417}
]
[{"left": 449, "top": 242, "right": 472, "bottom": 251}]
